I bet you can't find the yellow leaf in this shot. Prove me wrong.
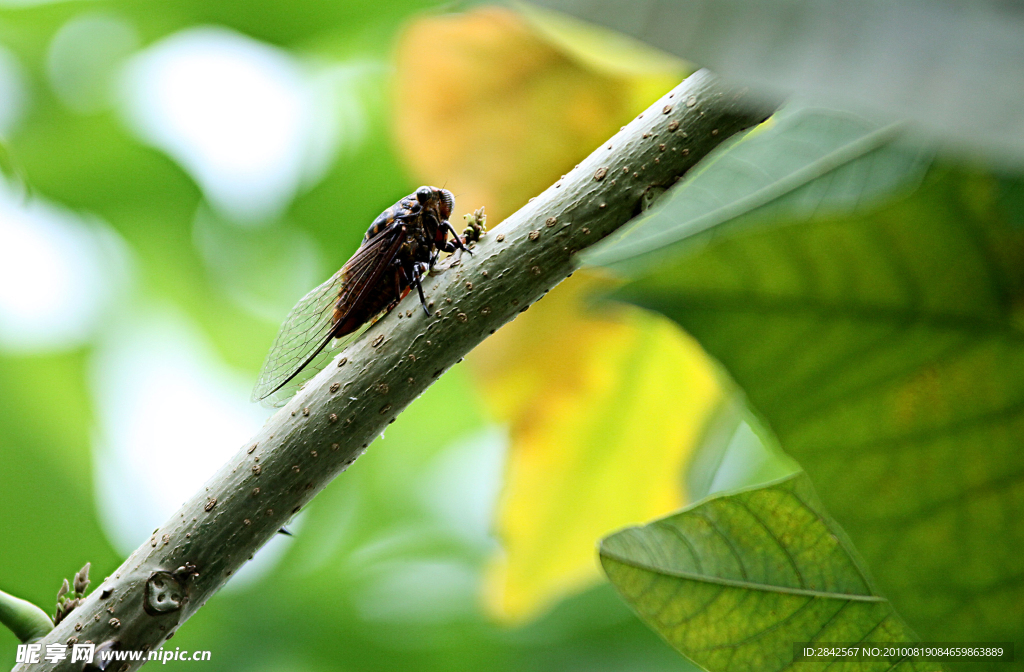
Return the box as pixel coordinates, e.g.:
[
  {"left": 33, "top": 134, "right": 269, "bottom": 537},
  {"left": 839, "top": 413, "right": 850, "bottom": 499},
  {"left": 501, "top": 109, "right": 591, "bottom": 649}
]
[
  {"left": 472, "top": 273, "right": 722, "bottom": 620},
  {"left": 393, "top": 6, "right": 683, "bottom": 221}
]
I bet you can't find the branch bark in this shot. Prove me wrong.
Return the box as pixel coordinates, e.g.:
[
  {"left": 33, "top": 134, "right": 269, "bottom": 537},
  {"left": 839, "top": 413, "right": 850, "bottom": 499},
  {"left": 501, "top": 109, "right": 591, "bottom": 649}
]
[{"left": 19, "top": 69, "right": 775, "bottom": 671}]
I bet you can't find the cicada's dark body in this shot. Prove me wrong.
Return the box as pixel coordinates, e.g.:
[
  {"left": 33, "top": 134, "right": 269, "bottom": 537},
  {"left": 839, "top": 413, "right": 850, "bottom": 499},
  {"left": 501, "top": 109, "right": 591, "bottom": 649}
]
[{"left": 251, "top": 186, "right": 466, "bottom": 406}]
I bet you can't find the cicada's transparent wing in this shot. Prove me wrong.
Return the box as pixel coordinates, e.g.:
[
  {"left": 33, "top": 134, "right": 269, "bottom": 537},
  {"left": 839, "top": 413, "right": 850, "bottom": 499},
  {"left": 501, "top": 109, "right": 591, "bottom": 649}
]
[
  {"left": 251, "top": 269, "right": 348, "bottom": 406},
  {"left": 251, "top": 225, "right": 408, "bottom": 407},
  {"left": 257, "top": 326, "right": 368, "bottom": 408}
]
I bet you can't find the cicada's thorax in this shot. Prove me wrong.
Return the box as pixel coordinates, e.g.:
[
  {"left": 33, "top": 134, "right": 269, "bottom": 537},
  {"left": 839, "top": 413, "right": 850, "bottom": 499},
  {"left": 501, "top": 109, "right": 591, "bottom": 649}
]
[
  {"left": 363, "top": 197, "right": 414, "bottom": 242},
  {"left": 364, "top": 197, "right": 438, "bottom": 252},
  {"left": 335, "top": 194, "right": 440, "bottom": 334}
]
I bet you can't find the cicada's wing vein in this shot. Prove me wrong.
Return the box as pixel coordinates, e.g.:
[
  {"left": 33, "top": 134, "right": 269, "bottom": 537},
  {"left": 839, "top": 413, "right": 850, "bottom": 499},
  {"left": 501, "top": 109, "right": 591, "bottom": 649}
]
[
  {"left": 251, "top": 225, "right": 408, "bottom": 407},
  {"left": 251, "top": 268, "right": 347, "bottom": 405},
  {"left": 257, "top": 328, "right": 365, "bottom": 408}
]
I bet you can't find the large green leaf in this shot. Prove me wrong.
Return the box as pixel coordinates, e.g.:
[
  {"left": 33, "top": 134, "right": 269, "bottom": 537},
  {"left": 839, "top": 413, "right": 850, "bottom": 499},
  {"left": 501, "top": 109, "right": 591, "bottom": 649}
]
[
  {"left": 601, "top": 473, "right": 932, "bottom": 672},
  {"left": 585, "top": 105, "right": 933, "bottom": 273},
  {"left": 615, "top": 166, "right": 1024, "bottom": 670},
  {"left": 528, "top": 0, "right": 1024, "bottom": 164}
]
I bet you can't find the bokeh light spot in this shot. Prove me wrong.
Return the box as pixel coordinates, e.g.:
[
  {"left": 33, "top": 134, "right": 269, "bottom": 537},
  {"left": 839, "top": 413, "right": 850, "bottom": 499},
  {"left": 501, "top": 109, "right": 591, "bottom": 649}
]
[
  {"left": 0, "top": 44, "right": 28, "bottom": 136},
  {"left": 90, "top": 307, "right": 270, "bottom": 557},
  {"left": 0, "top": 181, "right": 130, "bottom": 352},
  {"left": 119, "top": 27, "right": 358, "bottom": 224},
  {"left": 47, "top": 12, "right": 140, "bottom": 114}
]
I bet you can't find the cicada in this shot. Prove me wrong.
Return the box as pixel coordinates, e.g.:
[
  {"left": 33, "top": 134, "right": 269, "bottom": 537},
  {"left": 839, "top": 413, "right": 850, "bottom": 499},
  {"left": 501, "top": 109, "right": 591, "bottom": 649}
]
[{"left": 251, "top": 186, "right": 467, "bottom": 406}]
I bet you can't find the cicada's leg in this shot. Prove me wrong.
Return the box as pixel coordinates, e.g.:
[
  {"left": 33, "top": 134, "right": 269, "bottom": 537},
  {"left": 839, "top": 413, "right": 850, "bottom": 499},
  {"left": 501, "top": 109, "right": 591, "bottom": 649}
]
[
  {"left": 442, "top": 220, "right": 471, "bottom": 254},
  {"left": 410, "top": 262, "right": 431, "bottom": 316}
]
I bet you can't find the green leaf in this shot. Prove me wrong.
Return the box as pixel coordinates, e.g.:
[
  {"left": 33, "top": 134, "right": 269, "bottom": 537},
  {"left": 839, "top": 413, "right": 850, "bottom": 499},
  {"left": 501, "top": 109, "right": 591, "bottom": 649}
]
[
  {"left": 601, "top": 473, "right": 932, "bottom": 672},
  {"left": 585, "top": 106, "right": 933, "bottom": 273},
  {"left": 615, "top": 166, "right": 1024, "bottom": 669},
  {"left": 528, "top": 0, "right": 1024, "bottom": 164}
]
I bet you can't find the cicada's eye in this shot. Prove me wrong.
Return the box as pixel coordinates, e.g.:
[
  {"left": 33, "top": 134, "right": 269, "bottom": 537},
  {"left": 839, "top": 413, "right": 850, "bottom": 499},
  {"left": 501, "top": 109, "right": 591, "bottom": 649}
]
[
  {"left": 439, "top": 189, "right": 454, "bottom": 218},
  {"left": 415, "top": 186, "right": 433, "bottom": 205}
]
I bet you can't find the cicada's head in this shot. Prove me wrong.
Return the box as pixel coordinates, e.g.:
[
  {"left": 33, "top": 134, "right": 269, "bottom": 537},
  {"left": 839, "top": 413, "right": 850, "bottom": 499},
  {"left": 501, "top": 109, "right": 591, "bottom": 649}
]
[{"left": 416, "top": 186, "right": 455, "bottom": 221}]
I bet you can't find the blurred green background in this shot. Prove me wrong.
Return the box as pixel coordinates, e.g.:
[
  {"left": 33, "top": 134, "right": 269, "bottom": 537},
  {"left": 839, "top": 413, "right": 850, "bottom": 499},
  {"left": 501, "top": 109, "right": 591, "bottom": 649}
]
[{"left": 0, "top": 1, "right": 779, "bottom": 669}]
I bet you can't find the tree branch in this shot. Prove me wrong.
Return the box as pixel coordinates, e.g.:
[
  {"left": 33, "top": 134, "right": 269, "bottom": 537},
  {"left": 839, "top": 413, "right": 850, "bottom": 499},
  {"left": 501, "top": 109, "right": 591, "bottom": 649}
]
[
  {"left": 19, "top": 69, "right": 775, "bottom": 671},
  {"left": 0, "top": 589, "right": 53, "bottom": 645}
]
